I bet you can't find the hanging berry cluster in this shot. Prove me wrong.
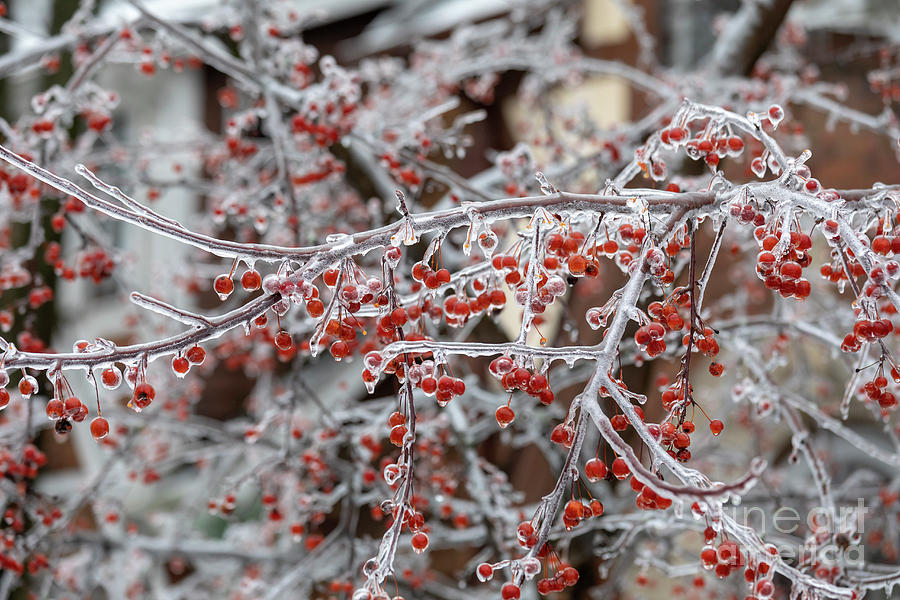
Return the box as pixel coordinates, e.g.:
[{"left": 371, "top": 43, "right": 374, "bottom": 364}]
[
  {"left": 489, "top": 356, "right": 555, "bottom": 407},
  {"left": 660, "top": 121, "right": 747, "bottom": 170},
  {"left": 751, "top": 221, "right": 813, "bottom": 300}
]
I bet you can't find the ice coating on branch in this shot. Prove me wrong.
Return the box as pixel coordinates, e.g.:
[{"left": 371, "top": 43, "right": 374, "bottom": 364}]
[{"left": 325, "top": 233, "right": 353, "bottom": 248}]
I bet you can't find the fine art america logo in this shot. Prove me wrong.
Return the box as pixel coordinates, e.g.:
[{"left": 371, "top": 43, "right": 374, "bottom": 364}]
[{"left": 721, "top": 500, "right": 869, "bottom": 566}]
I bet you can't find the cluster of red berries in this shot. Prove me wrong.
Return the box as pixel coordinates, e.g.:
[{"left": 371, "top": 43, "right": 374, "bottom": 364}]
[
  {"left": 752, "top": 227, "right": 813, "bottom": 300},
  {"left": 380, "top": 505, "right": 430, "bottom": 554},
  {"left": 650, "top": 293, "right": 688, "bottom": 327},
  {"left": 13, "top": 331, "right": 45, "bottom": 353},
  {"left": 171, "top": 345, "right": 206, "bottom": 377},
  {"left": 660, "top": 123, "right": 746, "bottom": 167},
  {"left": 489, "top": 357, "right": 555, "bottom": 405},
  {"left": 859, "top": 371, "right": 898, "bottom": 411},
  {"left": 290, "top": 155, "right": 346, "bottom": 186},
  {"left": 223, "top": 132, "right": 259, "bottom": 160},
  {"left": 612, "top": 223, "right": 648, "bottom": 269},
  {"left": 818, "top": 259, "right": 864, "bottom": 284},
  {"left": 411, "top": 261, "right": 452, "bottom": 290},
  {"left": 442, "top": 289, "right": 507, "bottom": 326},
  {"left": 45, "top": 394, "right": 88, "bottom": 433},
  {"left": 562, "top": 496, "right": 606, "bottom": 528},
  {"left": 819, "top": 220, "right": 870, "bottom": 281},
  {"left": 630, "top": 478, "right": 673, "bottom": 511},
  {"left": 76, "top": 247, "right": 115, "bottom": 283},
  {"left": 700, "top": 536, "right": 745, "bottom": 579},
  {"left": 0, "top": 164, "right": 39, "bottom": 211},
  {"left": 325, "top": 318, "right": 367, "bottom": 361},
  {"left": 663, "top": 229, "right": 691, "bottom": 257},
  {"left": 841, "top": 317, "right": 894, "bottom": 352},
  {"left": 291, "top": 98, "right": 357, "bottom": 147},
  {"left": 512, "top": 273, "right": 566, "bottom": 315},
  {"left": 514, "top": 521, "right": 540, "bottom": 549},
  {"left": 731, "top": 201, "right": 767, "bottom": 227},
  {"left": 0, "top": 263, "right": 31, "bottom": 290},
  {"left": 379, "top": 153, "right": 423, "bottom": 187},
  {"left": 870, "top": 214, "right": 900, "bottom": 257},
  {"left": 0, "top": 554, "right": 24, "bottom": 576},
  {"left": 541, "top": 231, "right": 596, "bottom": 279},
  {"left": 644, "top": 245, "right": 675, "bottom": 285},
  {"left": 682, "top": 324, "right": 723, "bottom": 377},
  {"left": 419, "top": 371, "right": 466, "bottom": 406},
  {"left": 83, "top": 109, "right": 112, "bottom": 132},
  {"left": 44, "top": 241, "right": 72, "bottom": 280},
  {"left": 742, "top": 548, "right": 779, "bottom": 599},
  {"left": 387, "top": 411, "right": 409, "bottom": 446},
  {"left": 208, "top": 492, "right": 239, "bottom": 517},
  {"left": 30, "top": 118, "right": 55, "bottom": 135},
  {"left": 374, "top": 305, "right": 419, "bottom": 337},
  {"left": 536, "top": 564, "right": 580, "bottom": 595},
  {"left": 873, "top": 236, "right": 900, "bottom": 255},
  {"left": 659, "top": 384, "right": 692, "bottom": 426},
  {"left": 212, "top": 268, "right": 265, "bottom": 302},
  {"left": 634, "top": 321, "right": 667, "bottom": 358},
  {"left": 26, "top": 285, "right": 53, "bottom": 310},
  {"left": 489, "top": 251, "right": 527, "bottom": 286},
  {"left": 40, "top": 374, "right": 111, "bottom": 440},
  {"left": 0, "top": 444, "right": 46, "bottom": 480},
  {"left": 655, "top": 417, "right": 719, "bottom": 463},
  {"left": 360, "top": 338, "right": 414, "bottom": 383}
]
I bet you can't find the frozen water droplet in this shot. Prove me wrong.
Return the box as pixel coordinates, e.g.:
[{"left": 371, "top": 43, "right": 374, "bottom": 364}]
[
  {"left": 384, "top": 246, "right": 401, "bottom": 269},
  {"left": 383, "top": 464, "right": 400, "bottom": 485},
  {"left": 362, "top": 558, "right": 379, "bottom": 577},
  {"left": 767, "top": 104, "right": 784, "bottom": 128},
  {"left": 751, "top": 157, "right": 766, "bottom": 178},
  {"left": 477, "top": 229, "right": 498, "bottom": 258},
  {"left": 535, "top": 171, "right": 556, "bottom": 195}
]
